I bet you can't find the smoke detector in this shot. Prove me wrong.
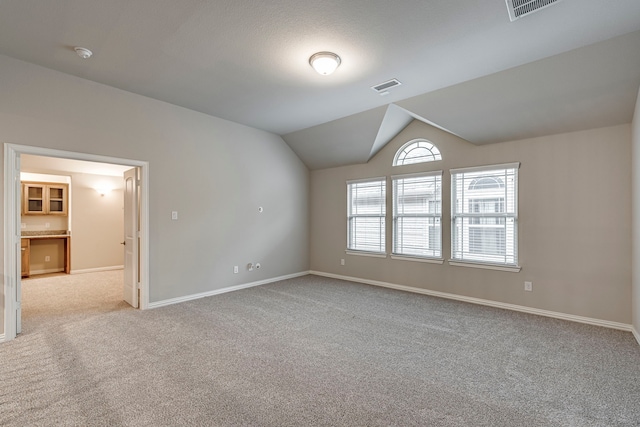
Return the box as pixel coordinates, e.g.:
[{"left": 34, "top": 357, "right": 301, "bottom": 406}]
[
  {"left": 74, "top": 47, "right": 93, "bottom": 59},
  {"left": 505, "top": 0, "right": 562, "bottom": 21}
]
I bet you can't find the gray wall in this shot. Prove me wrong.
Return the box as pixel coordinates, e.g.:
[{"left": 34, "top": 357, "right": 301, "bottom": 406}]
[
  {"left": 311, "top": 120, "right": 632, "bottom": 324},
  {"left": 632, "top": 87, "right": 640, "bottom": 338},
  {"left": 0, "top": 54, "right": 309, "bottom": 336}
]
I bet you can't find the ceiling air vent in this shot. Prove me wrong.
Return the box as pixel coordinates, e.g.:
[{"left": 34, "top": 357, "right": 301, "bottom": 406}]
[
  {"left": 506, "top": 0, "right": 562, "bottom": 21},
  {"left": 371, "top": 79, "right": 402, "bottom": 96}
]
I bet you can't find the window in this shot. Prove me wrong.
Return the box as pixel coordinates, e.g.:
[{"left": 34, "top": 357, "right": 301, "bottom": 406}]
[
  {"left": 451, "top": 163, "right": 519, "bottom": 267},
  {"left": 347, "top": 178, "right": 386, "bottom": 254},
  {"left": 393, "top": 139, "right": 442, "bottom": 166},
  {"left": 392, "top": 172, "right": 442, "bottom": 258}
]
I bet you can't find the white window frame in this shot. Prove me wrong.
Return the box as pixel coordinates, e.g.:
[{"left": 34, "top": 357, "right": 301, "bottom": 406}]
[
  {"left": 391, "top": 171, "right": 443, "bottom": 262},
  {"left": 449, "top": 163, "right": 520, "bottom": 272},
  {"left": 393, "top": 139, "right": 442, "bottom": 166},
  {"left": 346, "top": 177, "right": 387, "bottom": 256}
]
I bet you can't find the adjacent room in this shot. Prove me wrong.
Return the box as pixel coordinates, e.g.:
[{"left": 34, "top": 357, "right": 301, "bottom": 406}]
[
  {"left": 18, "top": 155, "right": 133, "bottom": 334},
  {"left": 1, "top": 1, "right": 639, "bottom": 425}
]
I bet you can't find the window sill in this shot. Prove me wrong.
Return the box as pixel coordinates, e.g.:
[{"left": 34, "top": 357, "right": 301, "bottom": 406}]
[
  {"left": 448, "top": 260, "right": 521, "bottom": 273},
  {"left": 391, "top": 255, "right": 444, "bottom": 264},
  {"left": 345, "top": 250, "right": 387, "bottom": 258}
]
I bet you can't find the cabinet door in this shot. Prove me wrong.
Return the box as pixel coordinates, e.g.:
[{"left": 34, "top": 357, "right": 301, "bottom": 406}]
[
  {"left": 21, "top": 239, "right": 30, "bottom": 277},
  {"left": 47, "top": 184, "right": 68, "bottom": 215},
  {"left": 23, "top": 183, "right": 45, "bottom": 214},
  {"left": 22, "top": 182, "right": 68, "bottom": 215}
]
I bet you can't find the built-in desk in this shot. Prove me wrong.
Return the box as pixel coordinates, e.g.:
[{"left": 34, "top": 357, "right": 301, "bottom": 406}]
[{"left": 21, "top": 231, "right": 70, "bottom": 277}]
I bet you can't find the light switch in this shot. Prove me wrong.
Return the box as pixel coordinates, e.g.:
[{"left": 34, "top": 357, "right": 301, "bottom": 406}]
[{"left": 171, "top": 211, "right": 178, "bottom": 220}]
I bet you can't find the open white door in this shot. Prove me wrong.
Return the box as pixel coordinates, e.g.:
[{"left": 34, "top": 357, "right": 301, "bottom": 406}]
[
  {"left": 14, "top": 154, "right": 22, "bottom": 334},
  {"left": 123, "top": 168, "right": 139, "bottom": 308}
]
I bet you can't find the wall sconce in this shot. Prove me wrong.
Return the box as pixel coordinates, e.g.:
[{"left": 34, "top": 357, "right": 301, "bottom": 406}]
[{"left": 95, "top": 186, "right": 112, "bottom": 197}]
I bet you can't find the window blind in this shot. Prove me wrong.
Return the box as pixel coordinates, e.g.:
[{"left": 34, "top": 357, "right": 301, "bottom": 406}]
[
  {"left": 451, "top": 164, "right": 519, "bottom": 265},
  {"left": 392, "top": 172, "right": 442, "bottom": 258},
  {"left": 347, "top": 178, "right": 386, "bottom": 253}
]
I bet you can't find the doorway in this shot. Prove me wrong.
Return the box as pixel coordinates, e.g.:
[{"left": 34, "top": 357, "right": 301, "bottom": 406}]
[{"left": 4, "top": 144, "right": 149, "bottom": 342}]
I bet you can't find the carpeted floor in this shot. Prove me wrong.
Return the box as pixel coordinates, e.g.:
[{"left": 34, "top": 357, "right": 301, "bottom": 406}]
[
  {"left": 19, "top": 270, "right": 132, "bottom": 333},
  {"left": 1, "top": 272, "right": 639, "bottom": 426}
]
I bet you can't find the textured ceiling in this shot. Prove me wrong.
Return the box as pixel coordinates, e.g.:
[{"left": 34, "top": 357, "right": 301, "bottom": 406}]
[{"left": 0, "top": 0, "right": 639, "bottom": 169}]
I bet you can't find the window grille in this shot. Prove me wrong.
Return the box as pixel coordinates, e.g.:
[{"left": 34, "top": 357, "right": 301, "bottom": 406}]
[{"left": 393, "top": 139, "right": 442, "bottom": 166}]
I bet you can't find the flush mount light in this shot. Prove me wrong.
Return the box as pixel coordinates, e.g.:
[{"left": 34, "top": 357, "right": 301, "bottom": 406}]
[
  {"left": 309, "top": 51, "right": 341, "bottom": 75},
  {"left": 74, "top": 47, "right": 92, "bottom": 59}
]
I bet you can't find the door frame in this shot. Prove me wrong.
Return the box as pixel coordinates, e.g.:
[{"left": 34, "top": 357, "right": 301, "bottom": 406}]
[{"left": 3, "top": 143, "right": 150, "bottom": 342}]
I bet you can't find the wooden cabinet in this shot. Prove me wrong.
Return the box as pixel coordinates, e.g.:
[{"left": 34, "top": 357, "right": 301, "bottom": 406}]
[
  {"left": 22, "top": 182, "right": 68, "bottom": 215},
  {"left": 21, "top": 238, "right": 30, "bottom": 277}
]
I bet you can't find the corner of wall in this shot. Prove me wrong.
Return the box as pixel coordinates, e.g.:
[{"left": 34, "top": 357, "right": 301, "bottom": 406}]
[{"left": 632, "top": 86, "right": 640, "bottom": 342}]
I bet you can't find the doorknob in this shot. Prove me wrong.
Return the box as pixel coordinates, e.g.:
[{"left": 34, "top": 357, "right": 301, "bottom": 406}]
[{"left": 121, "top": 241, "right": 126, "bottom": 245}]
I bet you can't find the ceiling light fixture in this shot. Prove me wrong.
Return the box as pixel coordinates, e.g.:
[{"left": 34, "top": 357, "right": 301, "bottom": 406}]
[
  {"left": 74, "top": 47, "right": 93, "bottom": 59},
  {"left": 309, "top": 52, "right": 341, "bottom": 75}
]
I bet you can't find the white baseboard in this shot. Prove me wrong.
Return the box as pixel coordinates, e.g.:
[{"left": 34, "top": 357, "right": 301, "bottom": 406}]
[
  {"left": 633, "top": 326, "right": 640, "bottom": 346},
  {"left": 310, "top": 271, "right": 634, "bottom": 333},
  {"left": 0, "top": 333, "right": 5, "bottom": 343},
  {"left": 148, "top": 271, "right": 310, "bottom": 309},
  {"left": 71, "top": 265, "right": 124, "bottom": 275},
  {"left": 29, "top": 267, "right": 65, "bottom": 275}
]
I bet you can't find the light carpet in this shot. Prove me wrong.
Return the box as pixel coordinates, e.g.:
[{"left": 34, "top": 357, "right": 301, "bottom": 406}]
[{"left": 1, "top": 272, "right": 639, "bottom": 426}]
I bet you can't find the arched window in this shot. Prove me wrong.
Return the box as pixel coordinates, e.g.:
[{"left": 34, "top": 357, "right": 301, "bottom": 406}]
[
  {"left": 393, "top": 139, "right": 442, "bottom": 166},
  {"left": 468, "top": 177, "right": 504, "bottom": 190}
]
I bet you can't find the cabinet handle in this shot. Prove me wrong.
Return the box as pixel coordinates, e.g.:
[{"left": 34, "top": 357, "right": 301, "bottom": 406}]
[
  {"left": 121, "top": 241, "right": 126, "bottom": 245},
  {"left": 21, "top": 248, "right": 26, "bottom": 251}
]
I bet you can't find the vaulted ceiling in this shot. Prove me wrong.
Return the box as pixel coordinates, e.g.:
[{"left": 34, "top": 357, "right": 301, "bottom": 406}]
[{"left": 0, "top": 0, "right": 639, "bottom": 169}]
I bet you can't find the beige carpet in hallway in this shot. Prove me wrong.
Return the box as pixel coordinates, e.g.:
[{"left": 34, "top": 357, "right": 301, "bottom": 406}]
[{"left": 21, "top": 270, "right": 131, "bottom": 333}]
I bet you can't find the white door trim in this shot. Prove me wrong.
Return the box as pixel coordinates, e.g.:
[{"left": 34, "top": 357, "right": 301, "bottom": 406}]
[{"left": 3, "top": 143, "right": 150, "bottom": 342}]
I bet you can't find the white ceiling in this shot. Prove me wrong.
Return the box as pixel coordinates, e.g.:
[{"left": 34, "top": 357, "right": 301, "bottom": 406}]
[{"left": 0, "top": 0, "right": 639, "bottom": 169}]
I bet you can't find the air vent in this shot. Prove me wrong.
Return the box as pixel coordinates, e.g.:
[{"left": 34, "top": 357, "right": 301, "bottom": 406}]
[
  {"left": 371, "top": 79, "right": 402, "bottom": 95},
  {"left": 506, "top": 0, "right": 562, "bottom": 21}
]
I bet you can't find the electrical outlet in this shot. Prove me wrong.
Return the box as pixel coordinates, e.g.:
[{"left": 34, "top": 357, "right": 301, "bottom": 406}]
[
  {"left": 45, "top": 256, "right": 50, "bottom": 262},
  {"left": 171, "top": 211, "right": 178, "bottom": 220},
  {"left": 524, "top": 281, "right": 533, "bottom": 292},
  {"left": 233, "top": 266, "right": 239, "bottom": 274},
  {"left": 45, "top": 223, "right": 50, "bottom": 228},
  {"left": 340, "top": 259, "right": 345, "bottom": 266}
]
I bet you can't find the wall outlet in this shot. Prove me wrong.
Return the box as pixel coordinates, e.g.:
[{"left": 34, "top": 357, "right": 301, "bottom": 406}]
[
  {"left": 171, "top": 211, "right": 178, "bottom": 220},
  {"left": 45, "top": 255, "right": 50, "bottom": 262},
  {"left": 524, "top": 281, "right": 533, "bottom": 292},
  {"left": 45, "top": 222, "right": 50, "bottom": 228},
  {"left": 233, "top": 266, "right": 239, "bottom": 274},
  {"left": 340, "top": 258, "right": 345, "bottom": 266}
]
